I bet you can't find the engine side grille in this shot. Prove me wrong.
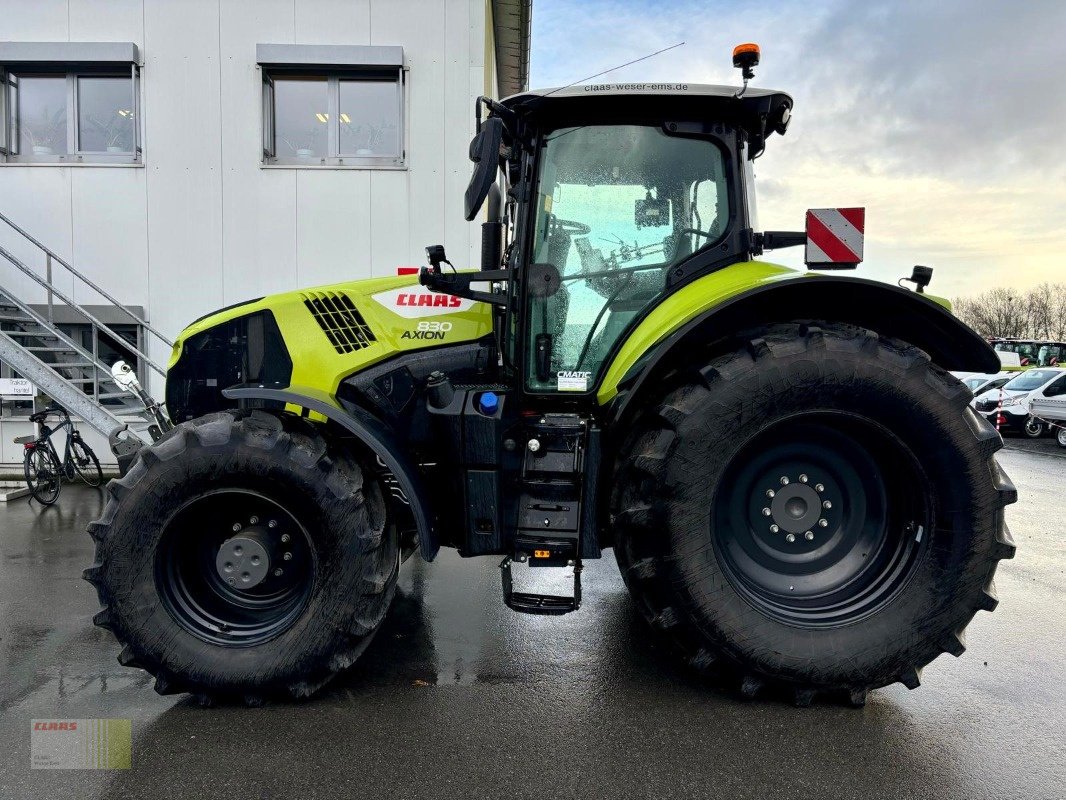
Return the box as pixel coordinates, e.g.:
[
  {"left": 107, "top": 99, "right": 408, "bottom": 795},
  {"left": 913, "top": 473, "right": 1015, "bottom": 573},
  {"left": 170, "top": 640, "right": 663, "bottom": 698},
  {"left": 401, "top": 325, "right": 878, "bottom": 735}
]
[{"left": 303, "top": 291, "right": 376, "bottom": 354}]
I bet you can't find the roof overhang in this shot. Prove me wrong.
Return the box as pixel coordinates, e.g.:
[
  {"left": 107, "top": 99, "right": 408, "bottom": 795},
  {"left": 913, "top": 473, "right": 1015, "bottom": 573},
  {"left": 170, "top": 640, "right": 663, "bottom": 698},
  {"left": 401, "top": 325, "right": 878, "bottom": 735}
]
[
  {"left": 491, "top": 0, "right": 531, "bottom": 97},
  {"left": 255, "top": 43, "right": 403, "bottom": 69},
  {"left": 0, "top": 41, "right": 139, "bottom": 66},
  {"left": 500, "top": 83, "right": 794, "bottom": 154}
]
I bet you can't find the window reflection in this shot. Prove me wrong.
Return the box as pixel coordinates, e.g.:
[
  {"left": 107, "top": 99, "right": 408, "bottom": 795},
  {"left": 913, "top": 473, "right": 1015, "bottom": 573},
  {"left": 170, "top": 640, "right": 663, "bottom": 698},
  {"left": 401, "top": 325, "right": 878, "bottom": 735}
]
[
  {"left": 274, "top": 77, "right": 329, "bottom": 158},
  {"left": 17, "top": 76, "right": 67, "bottom": 155},
  {"left": 338, "top": 79, "right": 399, "bottom": 157},
  {"left": 77, "top": 76, "right": 134, "bottom": 153}
]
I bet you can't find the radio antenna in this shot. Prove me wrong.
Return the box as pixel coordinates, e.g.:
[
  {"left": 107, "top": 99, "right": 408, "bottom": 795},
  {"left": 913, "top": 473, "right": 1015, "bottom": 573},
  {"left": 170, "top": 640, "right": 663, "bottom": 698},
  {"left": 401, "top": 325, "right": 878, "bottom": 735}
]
[{"left": 519, "top": 41, "right": 686, "bottom": 104}]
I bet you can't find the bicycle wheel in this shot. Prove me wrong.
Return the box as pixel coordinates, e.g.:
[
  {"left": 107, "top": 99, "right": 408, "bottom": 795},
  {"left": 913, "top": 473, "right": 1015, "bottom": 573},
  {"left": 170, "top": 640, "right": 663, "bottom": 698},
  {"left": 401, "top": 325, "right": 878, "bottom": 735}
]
[
  {"left": 24, "top": 445, "right": 62, "bottom": 505},
  {"left": 70, "top": 439, "right": 104, "bottom": 487}
]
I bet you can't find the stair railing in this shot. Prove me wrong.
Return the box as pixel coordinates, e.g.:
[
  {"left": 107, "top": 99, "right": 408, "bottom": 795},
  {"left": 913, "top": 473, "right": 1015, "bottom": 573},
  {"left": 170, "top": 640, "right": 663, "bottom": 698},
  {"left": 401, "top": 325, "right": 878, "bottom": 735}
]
[
  {"left": 0, "top": 241, "right": 168, "bottom": 380},
  {"left": 0, "top": 208, "right": 173, "bottom": 364}
]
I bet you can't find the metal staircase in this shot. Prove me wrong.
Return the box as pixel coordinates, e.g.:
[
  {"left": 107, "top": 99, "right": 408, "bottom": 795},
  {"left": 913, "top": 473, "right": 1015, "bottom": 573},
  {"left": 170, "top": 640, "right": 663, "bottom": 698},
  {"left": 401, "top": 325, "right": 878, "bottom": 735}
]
[{"left": 0, "top": 209, "right": 172, "bottom": 446}]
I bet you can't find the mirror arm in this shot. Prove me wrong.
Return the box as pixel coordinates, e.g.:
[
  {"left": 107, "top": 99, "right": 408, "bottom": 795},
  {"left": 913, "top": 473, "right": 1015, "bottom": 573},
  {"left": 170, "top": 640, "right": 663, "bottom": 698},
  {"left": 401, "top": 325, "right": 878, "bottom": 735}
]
[
  {"left": 419, "top": 267, "right": 511, "bottom": 307},
  {"left": 475, "top": 96, "right": 517, "bottom": 133},
  {"left": 754, "top": 231, "right": 805, "bottom": 255}
]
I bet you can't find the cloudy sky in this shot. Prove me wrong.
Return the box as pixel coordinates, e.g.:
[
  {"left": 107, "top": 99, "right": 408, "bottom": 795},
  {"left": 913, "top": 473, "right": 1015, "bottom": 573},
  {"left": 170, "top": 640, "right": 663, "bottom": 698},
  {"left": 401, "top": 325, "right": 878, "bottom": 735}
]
[{"left": 529, "top": 0, "right": 1066, "bottom": 298}]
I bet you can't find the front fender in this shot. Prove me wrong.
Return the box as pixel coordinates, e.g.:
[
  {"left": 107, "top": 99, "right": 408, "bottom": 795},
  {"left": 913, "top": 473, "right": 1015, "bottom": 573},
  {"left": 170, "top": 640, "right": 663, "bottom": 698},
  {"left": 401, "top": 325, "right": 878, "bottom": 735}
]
[
  {"left": 222, "top": 382, "right": 438, "bottom": 561},
  {"left": 601, "top": 265, "right": 999, "bottom": 422}
]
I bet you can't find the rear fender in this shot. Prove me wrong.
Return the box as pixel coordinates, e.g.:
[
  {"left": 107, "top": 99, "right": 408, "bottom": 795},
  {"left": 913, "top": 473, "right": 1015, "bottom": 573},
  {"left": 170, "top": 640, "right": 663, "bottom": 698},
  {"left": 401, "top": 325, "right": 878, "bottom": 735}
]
[
  {"left": 604, "top": 274, "right": 999, "bottom": 426},
  {"left": 223, "top": 383, "right": 438, "bottom": 561}
]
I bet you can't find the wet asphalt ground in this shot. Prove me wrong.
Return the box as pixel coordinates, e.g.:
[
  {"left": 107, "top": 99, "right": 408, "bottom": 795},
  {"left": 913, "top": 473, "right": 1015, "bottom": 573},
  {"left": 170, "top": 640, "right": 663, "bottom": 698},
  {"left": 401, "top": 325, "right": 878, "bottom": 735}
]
[{"left": 0, "top": 442, "right": 1063, "bottom": 800}]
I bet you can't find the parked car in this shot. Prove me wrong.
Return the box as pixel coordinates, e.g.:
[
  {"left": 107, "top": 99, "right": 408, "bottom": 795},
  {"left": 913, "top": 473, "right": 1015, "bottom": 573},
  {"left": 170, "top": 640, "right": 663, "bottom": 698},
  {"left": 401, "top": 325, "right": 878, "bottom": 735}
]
[
  {"left": 959, "top": 372, "right": 1013, "bottom": 400},
  {"left": 973, "top": 368, "right": 1066, "bottom": 437}
]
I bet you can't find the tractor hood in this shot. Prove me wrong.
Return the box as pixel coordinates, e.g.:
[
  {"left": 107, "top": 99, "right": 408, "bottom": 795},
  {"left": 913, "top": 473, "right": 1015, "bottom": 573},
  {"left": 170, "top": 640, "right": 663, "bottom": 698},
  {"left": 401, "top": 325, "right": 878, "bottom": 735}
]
[{"left": 164, "top": 274, "right": 493, "bottom": 423}]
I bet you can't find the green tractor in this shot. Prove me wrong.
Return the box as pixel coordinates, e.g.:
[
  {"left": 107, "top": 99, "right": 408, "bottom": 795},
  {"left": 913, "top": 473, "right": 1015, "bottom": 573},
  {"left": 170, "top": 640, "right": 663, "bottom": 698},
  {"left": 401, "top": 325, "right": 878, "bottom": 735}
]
[{"left": 85, "top": 48, "right": 1016, "bottom": 706}]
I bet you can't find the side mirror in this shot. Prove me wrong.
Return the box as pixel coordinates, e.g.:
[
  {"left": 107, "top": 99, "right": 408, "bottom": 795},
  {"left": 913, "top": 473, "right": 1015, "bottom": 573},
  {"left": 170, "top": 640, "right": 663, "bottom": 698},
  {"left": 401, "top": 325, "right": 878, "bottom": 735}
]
[{"left": 464, "top": 116, "right": 504, "bottom": 221}]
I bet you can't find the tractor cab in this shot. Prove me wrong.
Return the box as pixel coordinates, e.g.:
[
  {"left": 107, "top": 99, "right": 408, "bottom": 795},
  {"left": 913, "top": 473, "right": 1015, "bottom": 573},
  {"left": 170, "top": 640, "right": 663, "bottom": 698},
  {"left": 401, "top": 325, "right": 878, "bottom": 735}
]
[{"left": 424, "top": 77, "right": 798, "bottom": 399}]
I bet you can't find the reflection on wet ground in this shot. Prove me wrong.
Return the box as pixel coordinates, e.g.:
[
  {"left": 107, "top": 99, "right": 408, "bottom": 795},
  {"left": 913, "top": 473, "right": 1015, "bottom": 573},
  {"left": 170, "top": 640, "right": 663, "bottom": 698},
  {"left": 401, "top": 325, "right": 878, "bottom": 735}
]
[{"left": 1, "top": 447, "right": 1063, "bottom": 799}]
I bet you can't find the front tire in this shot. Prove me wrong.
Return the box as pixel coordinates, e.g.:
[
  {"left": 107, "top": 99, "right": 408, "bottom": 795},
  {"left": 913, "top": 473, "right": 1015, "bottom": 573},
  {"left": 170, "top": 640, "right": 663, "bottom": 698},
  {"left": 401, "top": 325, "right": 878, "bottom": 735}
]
[
  {"left": 85, "top": 410, "right": 397, "bottom": 703},
  {"left": 613, "top": 323, "right": 1017, "bottom": 705},
  {"left": 1022, "top": 417, "right": 1045, "bottom": 439},
  {"left": 1056, "top": 426, "right": 1066, "bottom": 448}
]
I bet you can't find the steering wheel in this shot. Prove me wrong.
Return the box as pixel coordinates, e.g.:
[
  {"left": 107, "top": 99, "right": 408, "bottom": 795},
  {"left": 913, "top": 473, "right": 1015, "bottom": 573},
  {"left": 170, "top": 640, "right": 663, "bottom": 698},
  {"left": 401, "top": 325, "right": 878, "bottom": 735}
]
[{"left": 552, "top": 217, "right": 591, "bottom": 235}]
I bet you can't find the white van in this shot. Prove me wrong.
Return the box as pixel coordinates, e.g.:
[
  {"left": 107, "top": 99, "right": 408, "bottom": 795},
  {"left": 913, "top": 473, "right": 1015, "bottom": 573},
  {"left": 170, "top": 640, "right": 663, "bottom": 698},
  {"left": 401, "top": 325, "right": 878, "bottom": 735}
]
[{"left": 973, "top": 368, "right": 1066, "bottom": 438}]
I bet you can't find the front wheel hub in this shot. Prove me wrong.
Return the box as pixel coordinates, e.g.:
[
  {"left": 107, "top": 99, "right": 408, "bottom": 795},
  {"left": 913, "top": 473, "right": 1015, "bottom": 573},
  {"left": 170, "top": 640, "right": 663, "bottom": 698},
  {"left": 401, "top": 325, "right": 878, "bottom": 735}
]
[
  {"left": 157, "top": 490, "right": 315, "bottom": 646},
  {"left": 216, "top": 534, "right": 271, "bottom": 589}
]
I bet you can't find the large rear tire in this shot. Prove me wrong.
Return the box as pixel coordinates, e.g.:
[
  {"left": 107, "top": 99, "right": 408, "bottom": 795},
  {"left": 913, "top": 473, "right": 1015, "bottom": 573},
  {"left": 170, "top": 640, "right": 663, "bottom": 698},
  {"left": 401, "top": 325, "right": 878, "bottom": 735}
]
[
  {"left": 85, "top": 410, "right": 397, "bottom": 704},
  {"left": 613, "top": 323, "right": 1017, "bottom": 705}
]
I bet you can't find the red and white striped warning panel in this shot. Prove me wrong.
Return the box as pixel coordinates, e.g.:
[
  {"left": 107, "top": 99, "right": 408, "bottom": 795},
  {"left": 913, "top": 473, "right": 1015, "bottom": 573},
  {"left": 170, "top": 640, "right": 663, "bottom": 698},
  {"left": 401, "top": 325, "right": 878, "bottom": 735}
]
[{"left": 805, "top": 207, "right": 865, "bottom": 265}]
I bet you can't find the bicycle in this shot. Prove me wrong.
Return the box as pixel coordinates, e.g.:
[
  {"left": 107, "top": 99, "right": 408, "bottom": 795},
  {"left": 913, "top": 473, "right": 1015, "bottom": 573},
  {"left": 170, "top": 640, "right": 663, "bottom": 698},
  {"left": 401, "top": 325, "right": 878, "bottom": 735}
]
[{"left": 14, "top": 405, "right": 104, "bottom": 505}]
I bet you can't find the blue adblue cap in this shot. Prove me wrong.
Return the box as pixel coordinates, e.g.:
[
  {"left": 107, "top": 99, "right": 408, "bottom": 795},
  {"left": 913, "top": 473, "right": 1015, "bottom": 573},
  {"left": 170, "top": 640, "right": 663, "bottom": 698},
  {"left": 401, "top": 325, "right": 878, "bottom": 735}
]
[{"left": 478, "top": 391, "right": 499, "bottom": 416}]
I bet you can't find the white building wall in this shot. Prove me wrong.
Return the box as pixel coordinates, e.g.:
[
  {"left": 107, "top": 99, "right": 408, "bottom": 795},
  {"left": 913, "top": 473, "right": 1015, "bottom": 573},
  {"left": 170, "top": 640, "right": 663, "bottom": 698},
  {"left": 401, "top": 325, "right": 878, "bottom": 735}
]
[
  {"left": 0, "top": 0, "right": 493, "bottom": 469},
  {"left": 0, "top": 0, "right": 490, "bottom": 331}
]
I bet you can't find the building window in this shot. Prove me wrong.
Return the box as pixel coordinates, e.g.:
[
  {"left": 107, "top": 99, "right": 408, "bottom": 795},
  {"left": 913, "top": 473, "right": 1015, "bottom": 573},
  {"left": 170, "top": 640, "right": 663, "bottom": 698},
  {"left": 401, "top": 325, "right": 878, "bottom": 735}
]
[
  {"left": 262, "top": 70, "right": 404, "bottom": 167},
  {"left": 1, "top": 67, "right": 140, "bottom": 164}
]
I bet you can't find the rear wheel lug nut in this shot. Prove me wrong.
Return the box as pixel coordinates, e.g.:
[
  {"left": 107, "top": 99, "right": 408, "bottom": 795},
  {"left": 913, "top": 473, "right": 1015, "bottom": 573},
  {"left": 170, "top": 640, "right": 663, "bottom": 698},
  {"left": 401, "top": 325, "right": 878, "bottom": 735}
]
[
  {"left": 268, "top": 520, "right": 278, "bottom": 529},
  {"left": 799, "top": 474, "right": 808, "bottom": 483},
  {"left": 250, "top": 516, "right": 259, "bottom": 525},
  {"left": 766, "top": 489, "right": 775, "bottom": 498},
  {"left": 761, "top": 507, "right": 772, "bottom": 517},
  {"left": 804, "top": 531, "right": 814, "bottom": 541},
  {"left": 273, "top": 568, "right": 283, "bottom": 577},
  {"left": 815, "top": 483, "right": 825, "bottom": 493},
  {"left": 770, "top": 524, "right": 780, "bottom": 533},
  {"left": 785, "top": 533, "right": 796, "bottom": 543},
  {"left": 283, "top": 552, "right": 293, "bottom": 561},
  {"left": 280, "top": 533, "right": 291, "bottom": 543},
  {"left": 779, "top": 476, "right": 790, "bottom": 486},
  {"left": 823, "top": 500, "right": 832, "bottom": 509},
  {"left": 232, "top": 523, "right": 241, "bottom": 532},
  {"left": 818, "top": 518, "right": 828, "bottom": 527}
]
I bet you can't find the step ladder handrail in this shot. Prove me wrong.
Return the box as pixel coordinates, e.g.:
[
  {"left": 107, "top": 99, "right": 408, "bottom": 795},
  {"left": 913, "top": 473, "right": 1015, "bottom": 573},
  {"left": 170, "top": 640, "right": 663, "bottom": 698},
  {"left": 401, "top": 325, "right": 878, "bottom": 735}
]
[
  {"left": 0, "top": 284, "right": 129, "bottom": 388},
  {"left": 0, "top": 209, "right": 173, "bottom": 349},
  {"left": 0, "top": 241, "right": 166, "bottom": 377}
]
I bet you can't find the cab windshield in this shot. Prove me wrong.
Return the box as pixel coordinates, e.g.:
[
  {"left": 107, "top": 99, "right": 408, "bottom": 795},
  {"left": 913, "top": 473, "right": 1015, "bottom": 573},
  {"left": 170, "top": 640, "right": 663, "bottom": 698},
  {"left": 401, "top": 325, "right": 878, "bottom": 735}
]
[{"left": 525, "top": 124, "right": 730, "bottom": 392}]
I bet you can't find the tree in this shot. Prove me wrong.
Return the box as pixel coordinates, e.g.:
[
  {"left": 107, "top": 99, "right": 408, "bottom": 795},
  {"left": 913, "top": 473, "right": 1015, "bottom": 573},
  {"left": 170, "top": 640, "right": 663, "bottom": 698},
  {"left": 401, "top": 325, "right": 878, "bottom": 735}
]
[{"left": 953, "top": 284, "right": 1066, "bottom": 340}]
